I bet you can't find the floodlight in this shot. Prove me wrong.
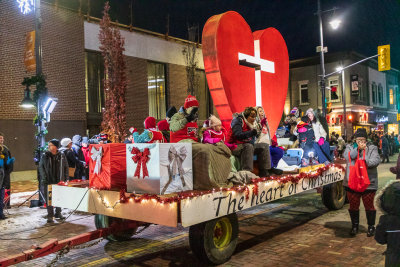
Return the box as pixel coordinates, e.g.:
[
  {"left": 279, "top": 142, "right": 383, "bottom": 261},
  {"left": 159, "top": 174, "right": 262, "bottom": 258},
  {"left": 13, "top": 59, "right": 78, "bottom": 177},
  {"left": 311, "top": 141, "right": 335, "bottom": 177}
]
[{"left": 20, "top": 85, "right": 35, "bottom": 108}]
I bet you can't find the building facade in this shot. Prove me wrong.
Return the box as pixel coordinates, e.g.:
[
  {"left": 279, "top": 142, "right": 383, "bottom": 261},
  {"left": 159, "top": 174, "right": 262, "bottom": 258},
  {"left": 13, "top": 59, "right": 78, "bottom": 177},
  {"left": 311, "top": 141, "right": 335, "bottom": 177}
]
[{"left": 287, "top": 51, "right": 400, "bottom": 139}]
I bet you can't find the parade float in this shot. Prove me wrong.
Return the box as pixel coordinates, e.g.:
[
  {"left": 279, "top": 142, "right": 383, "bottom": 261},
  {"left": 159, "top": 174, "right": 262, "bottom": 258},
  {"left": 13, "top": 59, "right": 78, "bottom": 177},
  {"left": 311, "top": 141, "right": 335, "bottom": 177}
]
[{"left": 0, "top": 11, "right": 346, "bottom": 266}]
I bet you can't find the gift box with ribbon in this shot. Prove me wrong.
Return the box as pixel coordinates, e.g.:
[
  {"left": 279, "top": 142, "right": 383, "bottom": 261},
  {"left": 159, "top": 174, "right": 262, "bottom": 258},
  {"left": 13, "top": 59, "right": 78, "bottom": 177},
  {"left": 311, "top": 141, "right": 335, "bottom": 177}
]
[
  {"left": 126, "top": 143, "right": 193, "bottom": 194},
  {"left": 89, "top": 144, "right": 127, "bottom": 190}
]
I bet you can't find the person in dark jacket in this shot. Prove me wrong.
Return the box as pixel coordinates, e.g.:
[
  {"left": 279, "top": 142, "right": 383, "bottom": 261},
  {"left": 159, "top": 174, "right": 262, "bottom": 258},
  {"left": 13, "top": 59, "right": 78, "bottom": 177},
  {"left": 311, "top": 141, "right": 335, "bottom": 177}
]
[
  {"left": 229, "top": 107, "right": 270, "bottom": 177},
  {"left": 382, "top": 134, "right": 390, "bottom": 163},
  {"left": 0, "top": 132, "right": 13, "bottom": 209},
  {"left": 343, "top": 128, "right": 380, "bottom": 237},
  {"left": 60, "top": 138, "right": 84, "bottom": 180},
  {"left": 0, "top": 144, "right": 14, "bottom": 219},
  {"left": 71, "top": 135, "right": 85, "bottom": 179},
  {"left": 374, "top": 180, "right": 400, "bottom": 267},
  {"left": 390, "top": 153, "right": 400, "bottom": 180},
  {"left": 39, "top": 139, "right": 68, "bottom": 223}
]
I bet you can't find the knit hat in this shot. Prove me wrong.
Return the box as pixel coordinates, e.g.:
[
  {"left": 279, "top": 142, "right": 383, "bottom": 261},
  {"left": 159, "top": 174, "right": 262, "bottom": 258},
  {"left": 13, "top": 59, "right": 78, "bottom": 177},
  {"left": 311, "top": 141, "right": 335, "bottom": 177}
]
[
  {"left": 48, "top": 139, "right": 60, "bottom": 148},
  {"left": 157, "top": 119, "right": 170, "bottom": 131},
  {"left": 72, "top": 135, "right": 82, "bottom": 146},
  {"left": 306, "top": 108, "right": 314, "bottom": 116},
  {"left": 144, "top": 116, "right": 156, "bottom": 129},
  {"left": 290, "top": 107, "right": 299, "bottom": 117},
  {"left": 184, "top": 95, "right": 199, "bottom": 109},
  {"left": 209, "top": 115, "right": 221, "bottom": 127},
  {"left": 61, "top": 138, "right": 72, "bottom": 147},
  {"left": 81, "top": 137, "right": 89, "bottom": 144},
  {"left": 166, "top": 106, "right": 177, "bottom": 119},
  {"left": 354, "top": 128, "right": 368, "bottom": 139}
]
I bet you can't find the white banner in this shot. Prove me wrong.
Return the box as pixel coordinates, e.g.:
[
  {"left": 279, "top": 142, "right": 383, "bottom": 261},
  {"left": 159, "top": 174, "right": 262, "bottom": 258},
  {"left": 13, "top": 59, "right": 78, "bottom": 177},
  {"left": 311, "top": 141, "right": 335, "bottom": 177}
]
[{"left": 181, "top": 165, "right": 344, "bottom": 227}]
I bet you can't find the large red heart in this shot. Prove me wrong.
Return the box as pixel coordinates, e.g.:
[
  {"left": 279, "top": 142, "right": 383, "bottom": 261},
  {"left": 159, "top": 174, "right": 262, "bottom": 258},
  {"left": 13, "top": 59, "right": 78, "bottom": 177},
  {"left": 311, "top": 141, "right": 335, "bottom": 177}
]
[{"left": 202, "top": 11, "right": 289, "bottom": 136}]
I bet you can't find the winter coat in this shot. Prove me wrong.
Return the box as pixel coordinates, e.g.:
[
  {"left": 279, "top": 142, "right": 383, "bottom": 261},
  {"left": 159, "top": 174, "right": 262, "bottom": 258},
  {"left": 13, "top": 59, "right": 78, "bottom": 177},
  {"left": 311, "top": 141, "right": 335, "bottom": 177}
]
[
  {"left": 311, "top": 120, "right": 327, "bottom": 141},
  {"left": 39, "top": 151, "right": 68, "bottom": 185},
  {"left": 1, "top": 145, "right": 13, "bottom": 189},
  {"left": 229, "top": 113, "right": 257, "bottom": 144},
  {"left": 374, "top": 180, "right": 400, "bottom": 267},
  {"left": 81, "top": 146, "right": 90, "bottom": 167},
  {"left": 203, "top": 128, "right": 236, "bottom": 150},
  {"left": 343, "top": 143, "right": 380, "bottom": 191},
  {"left": 382, "top": 137, "right": 390, "bottom": 155},
  {"left": 390, "top": 153, "right": 400, "bottom": 180}
]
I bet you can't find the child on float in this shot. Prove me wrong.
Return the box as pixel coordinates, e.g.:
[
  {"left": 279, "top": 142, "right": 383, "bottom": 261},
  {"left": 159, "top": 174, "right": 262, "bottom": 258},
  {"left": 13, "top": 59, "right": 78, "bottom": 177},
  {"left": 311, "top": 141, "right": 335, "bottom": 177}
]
[
  {"left": 296, "top": 116, "right": 319, "bottom": 166},
  {"left": 306, "top": 108, "right": 332, "bottom": 164},
  {"left": 133, "top": 116, "right": 167, "bottom": 143},
  {"left": 202, "top": 115, "right": 236, "bottom": 150}
]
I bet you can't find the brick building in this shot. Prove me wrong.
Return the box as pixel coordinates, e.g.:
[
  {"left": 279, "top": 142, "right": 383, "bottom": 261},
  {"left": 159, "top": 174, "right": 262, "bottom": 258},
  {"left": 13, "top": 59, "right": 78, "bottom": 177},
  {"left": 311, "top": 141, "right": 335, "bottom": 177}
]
[{"left": 0, "top": 1, "right": 212, "bottom": 171}]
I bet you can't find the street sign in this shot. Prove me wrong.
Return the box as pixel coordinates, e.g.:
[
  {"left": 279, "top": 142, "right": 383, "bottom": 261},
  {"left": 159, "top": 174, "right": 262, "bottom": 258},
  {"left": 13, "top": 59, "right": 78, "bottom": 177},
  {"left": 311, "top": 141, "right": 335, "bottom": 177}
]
[{"left": 378, "top": 45, "right": 390, "bottom": 71}]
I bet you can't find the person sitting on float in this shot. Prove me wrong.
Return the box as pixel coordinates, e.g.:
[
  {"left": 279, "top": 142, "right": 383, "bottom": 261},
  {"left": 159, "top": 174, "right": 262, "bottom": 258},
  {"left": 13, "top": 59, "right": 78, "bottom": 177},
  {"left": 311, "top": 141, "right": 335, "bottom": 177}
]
[
  {"left": 169, "top": 95, "right": 199, "bottom": 143},
  {"left": 229, "top": 106, "right": 270, "bottom": 177},
  {"left": 306, "top": 108, "right": 332, "bottom": 163},
  {"left": 297, "top": 116, "right": 319, "bottom": 166},
  {"left": 133, "top": 116, "right": 167, "bottom": 143},
  {"left": 202, "top": 115, "right": 236, "bottom": 150}
]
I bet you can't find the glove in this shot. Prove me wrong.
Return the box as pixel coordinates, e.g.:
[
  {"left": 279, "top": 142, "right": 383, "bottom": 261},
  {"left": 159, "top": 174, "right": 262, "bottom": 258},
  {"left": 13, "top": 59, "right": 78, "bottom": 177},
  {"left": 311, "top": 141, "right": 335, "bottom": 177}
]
[
  {"left": 318, "top": 137, "right": 324, "bottom": 146},
  {"left": 185, "top": 107, "right": 198, "bottom": 122},
  {"left": 7, "top": 157, "right": 15, "bottom": 165},
  {"left": 261, "top": 118, "right": 267, "bottom": 127},
  {"left": 251, "top": 129, "right": 258, "bottom": 137}
]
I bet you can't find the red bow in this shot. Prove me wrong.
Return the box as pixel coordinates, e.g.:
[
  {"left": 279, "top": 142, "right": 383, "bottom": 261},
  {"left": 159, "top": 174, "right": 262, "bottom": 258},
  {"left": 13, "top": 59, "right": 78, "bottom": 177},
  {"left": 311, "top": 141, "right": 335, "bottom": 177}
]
[{"left": 131, "top": 147, "right": 151, "bottom": 179}]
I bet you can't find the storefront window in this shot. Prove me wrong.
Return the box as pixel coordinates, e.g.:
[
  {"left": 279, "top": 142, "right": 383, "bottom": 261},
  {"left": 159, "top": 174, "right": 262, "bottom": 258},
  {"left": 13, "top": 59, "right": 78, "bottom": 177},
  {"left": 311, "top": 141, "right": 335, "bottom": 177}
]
[
  {"left": 85, "top": 51, "right": 105, "bottom": 113},
  {"left": 390, "top": 88, "right": 394, "bottom": 105},
  {"left": 147, "top": 62, "right": 167, "bottom": 120},
  {"left": 388, "top": 124, "right": 399, "bottom": 135},
  {"left": 195, "top": 70, "right": 212, "bottom": 120}
]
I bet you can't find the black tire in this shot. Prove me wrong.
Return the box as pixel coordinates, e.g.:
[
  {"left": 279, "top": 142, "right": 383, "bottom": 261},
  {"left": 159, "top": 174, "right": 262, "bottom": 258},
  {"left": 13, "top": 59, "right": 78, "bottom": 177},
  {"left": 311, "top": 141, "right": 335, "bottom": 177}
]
[
  {"left": 321, "top": 181, "right": 345, "bottom": 210},
  {"left": 189, "top": 213, "right": 239, "bottom": 265},
  {"left": 94, "top": 214, "right": 138, "bottom": 241}
]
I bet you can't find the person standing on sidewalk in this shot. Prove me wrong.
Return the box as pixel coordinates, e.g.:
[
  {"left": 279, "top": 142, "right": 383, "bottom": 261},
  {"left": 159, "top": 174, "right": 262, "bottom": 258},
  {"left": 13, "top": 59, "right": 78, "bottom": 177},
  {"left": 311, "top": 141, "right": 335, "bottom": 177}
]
[
  {"left": 374, "top": 180, "right": 400, "bottom": 267},
  {"left": 344, "top": 128, "right": 380, "bottom": 237},
  {"left": 381, "top": 134, "right": 390, "bottom": 163},
  {"left": 0, "top": 132, "right": 13, "bottom": 209},
  {"left": 39, "top": 139, "right": 68, "bottom": 223}
]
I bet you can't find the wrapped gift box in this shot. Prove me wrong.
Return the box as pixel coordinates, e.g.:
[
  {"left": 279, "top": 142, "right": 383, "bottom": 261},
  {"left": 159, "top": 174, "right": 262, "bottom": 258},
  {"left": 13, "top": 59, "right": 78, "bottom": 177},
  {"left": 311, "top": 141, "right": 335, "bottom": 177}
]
[
  {"left": 126, "top": 143, "right": 193, "bottom": 194},
  {"left": 89, "top": 143, "right": 127, "bottom": 190}
]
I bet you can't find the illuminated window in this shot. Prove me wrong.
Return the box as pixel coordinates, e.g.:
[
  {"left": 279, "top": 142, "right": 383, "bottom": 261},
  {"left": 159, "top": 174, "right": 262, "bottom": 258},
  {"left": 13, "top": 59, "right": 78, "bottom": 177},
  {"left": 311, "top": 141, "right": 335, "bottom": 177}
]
[
  {"left": 147, "top": 62, "right": 166, "bottom": 120},
  {"left": 85, "top": 51, "right": 105, "bottom": 113},
  {"left": 390, "top": 89, "right": 394, "bottom": 105},
  {"left": 328, "top": 78, "right": 340, "bottom": 103}
]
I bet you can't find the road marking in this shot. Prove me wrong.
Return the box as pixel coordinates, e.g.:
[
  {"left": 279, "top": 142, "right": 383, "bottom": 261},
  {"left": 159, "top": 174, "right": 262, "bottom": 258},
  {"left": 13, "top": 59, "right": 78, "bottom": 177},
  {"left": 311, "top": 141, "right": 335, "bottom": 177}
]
[
  {"left": 327, "top": 251, "right": 342, "bottom": 255},
  {"left": 362, "top": 246, "right": 376, "bottom": 251}
]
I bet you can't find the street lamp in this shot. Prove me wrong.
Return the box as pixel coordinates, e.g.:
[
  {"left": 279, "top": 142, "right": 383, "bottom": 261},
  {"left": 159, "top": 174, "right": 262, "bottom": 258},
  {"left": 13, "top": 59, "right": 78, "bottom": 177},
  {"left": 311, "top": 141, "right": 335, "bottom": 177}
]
[
  {"left": 317, "top": 0, "right": 341, "bottom": 117},
  {"left": 336, "top": 66, "right": 347, "bottom": 139},
  {"left": 20, "top": 85, "right": 35, "bottom": 108}
]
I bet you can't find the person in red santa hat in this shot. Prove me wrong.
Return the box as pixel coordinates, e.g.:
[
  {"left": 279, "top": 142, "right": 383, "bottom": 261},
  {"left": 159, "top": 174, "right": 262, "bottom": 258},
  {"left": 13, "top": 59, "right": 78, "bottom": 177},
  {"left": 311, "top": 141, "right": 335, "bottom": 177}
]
[
  {"left": 170, "top": 95, "right": 199, "bottom": 142},
  {"left": 133, "top": 117, "right": 166, "bottom": 143}
]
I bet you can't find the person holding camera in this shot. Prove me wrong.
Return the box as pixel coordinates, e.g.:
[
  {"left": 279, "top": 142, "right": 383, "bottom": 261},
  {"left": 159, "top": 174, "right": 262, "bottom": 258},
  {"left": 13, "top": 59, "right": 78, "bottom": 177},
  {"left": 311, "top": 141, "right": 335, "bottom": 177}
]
[
  {"left": 229, "top": 107, "right": 270, "bottom": 177},
  {"left": 39, "top": 139, "right": 68, "bottom": 223}
]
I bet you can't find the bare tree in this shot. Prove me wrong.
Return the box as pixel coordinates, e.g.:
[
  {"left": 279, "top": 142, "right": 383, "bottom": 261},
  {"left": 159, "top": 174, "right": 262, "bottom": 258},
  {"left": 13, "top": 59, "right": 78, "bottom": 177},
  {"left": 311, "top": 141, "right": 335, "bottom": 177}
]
[{"left": 182, "top": 24, "right": 199, "bottom": 95}]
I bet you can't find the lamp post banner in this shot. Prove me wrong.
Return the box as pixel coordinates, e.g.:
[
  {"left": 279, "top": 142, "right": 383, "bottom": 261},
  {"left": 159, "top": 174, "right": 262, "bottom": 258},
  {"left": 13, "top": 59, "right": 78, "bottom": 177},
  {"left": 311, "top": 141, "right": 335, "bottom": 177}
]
[
  {"left": 180, "top": 165, "right": 345, "bottom": 226},
  {"left": 24, "top": 31, "right": 36, "bottom": 72}
]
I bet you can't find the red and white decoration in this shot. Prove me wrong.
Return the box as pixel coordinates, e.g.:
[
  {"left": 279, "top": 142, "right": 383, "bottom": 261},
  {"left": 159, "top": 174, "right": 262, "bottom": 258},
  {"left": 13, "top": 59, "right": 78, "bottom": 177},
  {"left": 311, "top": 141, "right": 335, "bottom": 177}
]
[{"left": 126, "top": 143, "right": 193, "bottom": 195}]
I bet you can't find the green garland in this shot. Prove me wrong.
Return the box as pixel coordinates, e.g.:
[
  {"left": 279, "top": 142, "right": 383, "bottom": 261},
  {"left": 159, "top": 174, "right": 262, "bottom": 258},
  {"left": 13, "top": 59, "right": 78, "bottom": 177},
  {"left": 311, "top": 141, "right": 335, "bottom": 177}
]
[{"left": 21, "top": 74, "right": 48, "bottom": 104}]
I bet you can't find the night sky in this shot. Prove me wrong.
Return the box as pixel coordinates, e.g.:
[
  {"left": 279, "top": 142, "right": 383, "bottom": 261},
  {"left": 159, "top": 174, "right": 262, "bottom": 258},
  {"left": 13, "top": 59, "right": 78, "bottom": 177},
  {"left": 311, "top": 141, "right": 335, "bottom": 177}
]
[{"left": 53, "top": 0, "right": 400, "bottom": 68}]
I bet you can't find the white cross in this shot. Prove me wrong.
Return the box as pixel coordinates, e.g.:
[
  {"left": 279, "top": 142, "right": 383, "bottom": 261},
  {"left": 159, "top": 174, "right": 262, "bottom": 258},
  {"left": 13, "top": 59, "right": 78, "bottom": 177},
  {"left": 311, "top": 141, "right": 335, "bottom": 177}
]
[{"left": 238, "top": 40, "right": 275, "bottom": 106}]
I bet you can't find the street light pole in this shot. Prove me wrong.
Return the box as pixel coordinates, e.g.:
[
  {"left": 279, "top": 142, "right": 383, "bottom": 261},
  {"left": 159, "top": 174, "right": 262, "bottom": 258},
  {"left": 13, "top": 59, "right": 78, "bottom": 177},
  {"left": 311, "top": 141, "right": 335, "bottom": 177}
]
[
  {"left": 340, "top": 70, "right": 347, "bottom": 138},
  {"left": 317, "top": 0, "right": 326, "bottom": 117}
]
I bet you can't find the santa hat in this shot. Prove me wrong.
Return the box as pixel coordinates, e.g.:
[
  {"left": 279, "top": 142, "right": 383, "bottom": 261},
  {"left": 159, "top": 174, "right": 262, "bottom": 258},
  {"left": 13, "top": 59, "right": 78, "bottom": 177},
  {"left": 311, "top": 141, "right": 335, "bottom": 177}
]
[
  {"left": 128, "top": 127, "right": 137, "bottom": 134},
  {"left": 209, "top": 115, "right": 221, "bottom": 127},
  {"left": 144, "top": 116, "right": 156, "bottom": 129},
  {"left": 157, "top": 119, "right": 170, "bottom": 131},
  {"left": 184, "top": 95, "right": 199, "bottom": 109}
]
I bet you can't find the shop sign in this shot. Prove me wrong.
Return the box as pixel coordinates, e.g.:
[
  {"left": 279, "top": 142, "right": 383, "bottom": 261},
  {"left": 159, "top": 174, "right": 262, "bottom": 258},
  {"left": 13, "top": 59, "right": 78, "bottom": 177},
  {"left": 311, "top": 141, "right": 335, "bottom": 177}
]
[
  {"left": 359, "top": 113, "right": 369, "bottom": 124},
  {"left": 351, "top": 74, "right": 359, "bottom": 95},
  {"left": 376, "top": 115, "right": 388, "bottom": 123}
]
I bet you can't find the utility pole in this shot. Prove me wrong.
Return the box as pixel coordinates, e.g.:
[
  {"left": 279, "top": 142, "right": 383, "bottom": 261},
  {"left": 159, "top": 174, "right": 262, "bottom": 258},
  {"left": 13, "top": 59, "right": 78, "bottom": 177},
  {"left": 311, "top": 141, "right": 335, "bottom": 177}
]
[{"left": 317, "top": 0, "right": 327, "bottom": 117}]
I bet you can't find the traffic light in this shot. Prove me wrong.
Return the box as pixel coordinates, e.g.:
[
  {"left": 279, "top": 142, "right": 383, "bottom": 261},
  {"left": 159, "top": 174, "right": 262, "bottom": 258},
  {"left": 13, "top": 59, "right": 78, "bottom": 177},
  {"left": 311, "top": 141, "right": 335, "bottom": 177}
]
[
  {"left": 327, "top": 102, "right": 332, "bottom": 114},
  {"left": 378, "top": 45, "right": 390, "bottom": 71}
]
